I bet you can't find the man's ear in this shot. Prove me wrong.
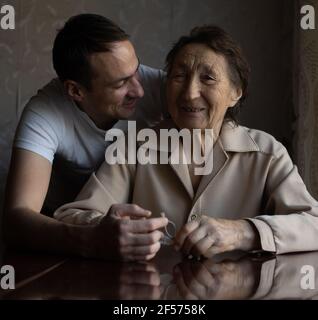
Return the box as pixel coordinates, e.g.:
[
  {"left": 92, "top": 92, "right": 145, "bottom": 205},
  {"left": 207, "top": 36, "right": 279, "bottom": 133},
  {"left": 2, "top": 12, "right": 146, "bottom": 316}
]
[
  {"left": 64, "top": 80, "right": 85, "bottom": 102},
  {"left": 229, "top": 87, "right": 242, "bottom": 107}
]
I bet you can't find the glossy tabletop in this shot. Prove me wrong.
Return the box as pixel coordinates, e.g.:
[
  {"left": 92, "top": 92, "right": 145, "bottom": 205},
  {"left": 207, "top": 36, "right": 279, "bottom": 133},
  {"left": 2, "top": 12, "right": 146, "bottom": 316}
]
[{"left": 1, "top": 246, "right": 318, "bottom": 300}]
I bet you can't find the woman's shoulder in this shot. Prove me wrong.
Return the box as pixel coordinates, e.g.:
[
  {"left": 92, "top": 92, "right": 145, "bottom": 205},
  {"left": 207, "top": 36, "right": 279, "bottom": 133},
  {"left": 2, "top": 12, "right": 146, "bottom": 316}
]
[{"left": 240, "top": 125, "right": 288, "bottom": 158}]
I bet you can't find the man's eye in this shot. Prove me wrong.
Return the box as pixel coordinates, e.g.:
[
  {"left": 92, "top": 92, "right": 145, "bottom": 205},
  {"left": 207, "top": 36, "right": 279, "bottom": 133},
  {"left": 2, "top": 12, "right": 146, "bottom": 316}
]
[{"left": 113, "top": 81, "right": 125, "bottom": 89}]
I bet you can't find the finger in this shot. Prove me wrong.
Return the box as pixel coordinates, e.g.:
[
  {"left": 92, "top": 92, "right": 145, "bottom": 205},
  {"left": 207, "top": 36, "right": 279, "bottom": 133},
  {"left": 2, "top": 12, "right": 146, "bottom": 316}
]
[
  {"left": 126, "top": 230, "right": 163, "bottom": 246},
  {"left": 112, "top": 204, "right": 152, "bottom": 219},
  {"left": 122, "top": 252, "right": 157, "bottom": 262},
  {"left": 174, "top": 266, "right": 199, "bottom": 300},
  {"left": 134, "top": 253, "right": 157, "bottom": 261},
  {"left": 124, "top": 252, "right": 157, "bottom": 262},
  {"left": 122, "top": 242, "right": 161, "bottom": 256},
  {"left": 174, "top": 221, "right": 200, "bottom": 249},
  {"left": 190, "top": 234, "right": 215, "bottom": 258},
  {"left": 181, "top": 226, "right": 207, "bottom": 256},
  {"left": 190, "top": 262, "right": 216, "bottom": 289},
  {"left": 127, "top": 217, "right": 168, "bottom": 233},
  {"left": 180, "top": 261, "right": 207, "bottom": 299},
  {"left": 204, "top": 245, "right": 224, "bottom": 258},
  {"left": 208, "top": 262, "right": 231, "bottom": 276},
  {"left": 122, "top": 262, "right": 158, "bottom": 273}
]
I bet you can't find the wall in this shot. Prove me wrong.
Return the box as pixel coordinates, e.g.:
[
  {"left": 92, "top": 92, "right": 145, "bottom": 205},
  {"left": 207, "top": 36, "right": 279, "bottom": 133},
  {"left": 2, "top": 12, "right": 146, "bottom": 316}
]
[{"left": 0, "top": 0, "right": 296, "bottom": 215}]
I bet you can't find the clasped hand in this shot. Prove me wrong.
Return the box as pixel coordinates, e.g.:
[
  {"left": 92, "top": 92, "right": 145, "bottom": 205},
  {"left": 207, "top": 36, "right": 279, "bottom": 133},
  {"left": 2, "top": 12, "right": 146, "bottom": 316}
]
[
  {"left": 174, "top": 216, "right": 259, "bottom": 258},
  {"left": 90, "top": 204, "right": 168, "bottom": 261}
]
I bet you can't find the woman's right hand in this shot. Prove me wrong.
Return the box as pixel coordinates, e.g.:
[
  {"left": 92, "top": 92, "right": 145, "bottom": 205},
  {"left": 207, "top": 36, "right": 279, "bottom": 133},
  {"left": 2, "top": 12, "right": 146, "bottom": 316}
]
[{"left": 173, "top": 257, "right": 261, "bottom": 300}]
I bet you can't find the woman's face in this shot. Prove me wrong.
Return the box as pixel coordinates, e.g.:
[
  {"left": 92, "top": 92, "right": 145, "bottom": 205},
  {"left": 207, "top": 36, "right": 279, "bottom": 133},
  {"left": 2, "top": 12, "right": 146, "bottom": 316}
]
[{"left": 166, "top": 43, "right": 242, "bottom": 131}]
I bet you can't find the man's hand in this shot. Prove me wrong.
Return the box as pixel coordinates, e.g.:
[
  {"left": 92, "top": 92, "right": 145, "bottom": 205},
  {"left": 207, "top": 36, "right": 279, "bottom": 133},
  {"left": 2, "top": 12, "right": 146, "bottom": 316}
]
[
  {"left": 117, "top": 262, "right": 163, "bottom": 299},
  {"left": 85, "top": 204, "right": 168, "bottom": 261},
  {"left": 174, "top": 216, "right": 260, "bottom": 258}
]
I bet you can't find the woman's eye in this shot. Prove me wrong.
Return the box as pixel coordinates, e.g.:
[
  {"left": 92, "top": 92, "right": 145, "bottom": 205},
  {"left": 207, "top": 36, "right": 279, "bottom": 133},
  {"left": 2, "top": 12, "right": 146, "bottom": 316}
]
[
  {"left": 171, "top": 73, "right": 186, "bottom": 82},
  {"left": 201, "top": 75, "right": 215, "bottom": 82},
  {"left": 174, "top": 73, "right": 185, "bottom": 78}
]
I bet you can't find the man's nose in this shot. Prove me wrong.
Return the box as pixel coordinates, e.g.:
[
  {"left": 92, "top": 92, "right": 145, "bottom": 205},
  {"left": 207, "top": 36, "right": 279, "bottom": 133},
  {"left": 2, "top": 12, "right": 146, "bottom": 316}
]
[{"left": 130, "top": 75, "right": 144, "bottom": 98}]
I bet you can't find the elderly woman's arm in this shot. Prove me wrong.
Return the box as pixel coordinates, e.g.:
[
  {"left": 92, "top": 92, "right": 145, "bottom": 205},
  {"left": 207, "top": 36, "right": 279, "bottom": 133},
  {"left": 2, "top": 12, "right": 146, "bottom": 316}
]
[
  {"left": 54, "top": 161, "right": 168, "bottom": 261},
  {"left": 246, "top": 145, "right": 318, "bottom": 254},
  {"left": 54, "top": 161, "right": 134, "bottom": 224},
  {"left": 175, "top": 143, "right": 318, "bottom": 257}
]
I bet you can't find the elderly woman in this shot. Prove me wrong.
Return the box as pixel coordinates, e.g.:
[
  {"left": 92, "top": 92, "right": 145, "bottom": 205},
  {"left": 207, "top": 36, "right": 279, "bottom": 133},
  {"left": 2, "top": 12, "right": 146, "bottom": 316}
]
[{"left": 54, "top": 25, "right": 318, "bottom": 261}]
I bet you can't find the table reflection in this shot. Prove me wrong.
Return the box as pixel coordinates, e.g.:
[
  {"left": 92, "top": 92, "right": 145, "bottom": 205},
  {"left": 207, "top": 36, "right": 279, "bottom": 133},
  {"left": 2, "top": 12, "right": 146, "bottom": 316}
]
[
  {"left": 170, "top": 256, "right": 261, "bottom": 299},
  {"left": 1, "top": 247, "right": 318, "bottom": 300}
]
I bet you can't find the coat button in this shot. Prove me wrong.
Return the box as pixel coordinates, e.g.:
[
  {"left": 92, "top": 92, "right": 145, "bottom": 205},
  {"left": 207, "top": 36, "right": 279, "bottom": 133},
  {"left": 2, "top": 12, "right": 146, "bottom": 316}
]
[{"left": 190, "top": 214, "right": 198, "bottom": 221}]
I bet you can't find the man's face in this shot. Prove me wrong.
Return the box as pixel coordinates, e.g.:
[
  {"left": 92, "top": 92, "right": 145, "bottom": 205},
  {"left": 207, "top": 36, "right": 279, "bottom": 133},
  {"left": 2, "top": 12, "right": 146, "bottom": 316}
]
[{"left": 79, "top": 40, "right": 144, "bottom": 129}]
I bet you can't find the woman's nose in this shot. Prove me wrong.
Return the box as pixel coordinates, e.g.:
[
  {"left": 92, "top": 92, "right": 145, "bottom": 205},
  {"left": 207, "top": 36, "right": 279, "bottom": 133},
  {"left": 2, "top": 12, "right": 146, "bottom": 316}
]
[{"left": 182, "top": 79, "right": 201, "bottom": 101}]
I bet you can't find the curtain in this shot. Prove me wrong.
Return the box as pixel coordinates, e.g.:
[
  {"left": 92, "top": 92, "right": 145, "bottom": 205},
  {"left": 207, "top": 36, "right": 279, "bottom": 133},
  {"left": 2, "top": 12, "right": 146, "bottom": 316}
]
[{"left": 296, "top": 0, "right": 318, "bottom": 199}]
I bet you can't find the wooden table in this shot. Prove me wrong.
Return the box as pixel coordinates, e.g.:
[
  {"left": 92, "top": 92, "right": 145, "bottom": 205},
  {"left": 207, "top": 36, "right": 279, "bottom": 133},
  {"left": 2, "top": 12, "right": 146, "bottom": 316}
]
[{"left": 1, "top": 246, "right": 318, "bottom": 300}]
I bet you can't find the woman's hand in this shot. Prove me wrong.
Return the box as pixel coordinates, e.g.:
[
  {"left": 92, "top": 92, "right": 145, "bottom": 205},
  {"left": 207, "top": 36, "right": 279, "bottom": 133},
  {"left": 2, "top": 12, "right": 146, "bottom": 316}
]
[
  {"left": 174, "top": 216, "right": 260, "bottom": 258},
  {"left": 173, "top": 258, "right": 261, "bottom": 300}
]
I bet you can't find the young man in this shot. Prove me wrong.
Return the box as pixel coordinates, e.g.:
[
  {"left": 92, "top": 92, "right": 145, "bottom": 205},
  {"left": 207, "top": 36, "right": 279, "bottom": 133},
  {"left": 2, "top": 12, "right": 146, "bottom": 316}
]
[{"left": 3, "top": 14, "right": 168, "bottom": 261}]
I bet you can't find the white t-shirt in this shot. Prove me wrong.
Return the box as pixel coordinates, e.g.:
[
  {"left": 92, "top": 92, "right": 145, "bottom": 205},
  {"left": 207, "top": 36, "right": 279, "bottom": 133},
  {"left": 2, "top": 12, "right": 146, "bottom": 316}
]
[{"left": 14, "top": 65, "right": 166, "bottom": 213}]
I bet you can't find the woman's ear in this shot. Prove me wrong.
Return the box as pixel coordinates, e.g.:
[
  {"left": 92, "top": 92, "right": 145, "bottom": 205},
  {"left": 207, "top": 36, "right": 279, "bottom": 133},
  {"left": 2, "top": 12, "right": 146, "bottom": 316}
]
[
  {"left": 229, "top": 87, "right": 243, "bottom": 107},
  {"left": 64, "top": 80, "right": 85, "bottom": 102}
]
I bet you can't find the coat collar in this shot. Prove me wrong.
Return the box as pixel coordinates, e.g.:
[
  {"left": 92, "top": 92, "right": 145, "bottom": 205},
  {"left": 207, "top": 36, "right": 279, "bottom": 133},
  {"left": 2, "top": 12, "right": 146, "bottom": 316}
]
[
  {"left": 143, "top": 119, "right": 260, "bottom": 153},
  {"left": 138, "top": 119, "right": 260, "bottom": 200},
  {"left": 219, "top": 121, "right": 260, "bottom": 153}
]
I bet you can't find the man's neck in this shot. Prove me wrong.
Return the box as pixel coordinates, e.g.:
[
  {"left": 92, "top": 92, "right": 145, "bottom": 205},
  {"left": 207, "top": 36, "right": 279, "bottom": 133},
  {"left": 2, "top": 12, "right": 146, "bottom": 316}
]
[
  {"left": 94, "top": 118, "right": 118, "bottom": 131},
  {"left": 74, "top": 102, "right": 117, "bottom": 131}
]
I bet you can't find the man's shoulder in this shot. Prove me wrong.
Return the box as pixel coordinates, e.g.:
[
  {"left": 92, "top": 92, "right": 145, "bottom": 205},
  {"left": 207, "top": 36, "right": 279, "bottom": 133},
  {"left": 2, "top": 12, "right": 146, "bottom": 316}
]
[
  {"left": 132, "top": 65, "right": 167, "bottom": 126},
  {"left": 139, "top": 64, "right": 165, "bottom": 76},
  {"left": 138, "top": 64, "right": 166, "bottom": 86},
  {"left": 23, "top": 78, "right": 74, "bottom": 122},
  {"left": 26, "top": 78, "right": 70, "bottom": 111}
]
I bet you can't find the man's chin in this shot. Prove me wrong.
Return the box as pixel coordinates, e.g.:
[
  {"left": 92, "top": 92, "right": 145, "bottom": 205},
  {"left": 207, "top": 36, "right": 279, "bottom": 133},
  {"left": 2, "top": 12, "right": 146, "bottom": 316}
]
[{"left": 119, "top": 106, "right": 137, "bottom": 119}]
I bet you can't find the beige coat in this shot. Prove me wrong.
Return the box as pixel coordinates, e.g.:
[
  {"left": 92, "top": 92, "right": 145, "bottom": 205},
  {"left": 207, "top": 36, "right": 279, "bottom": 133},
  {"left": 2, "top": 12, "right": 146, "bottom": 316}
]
[{"left": 54, "top": 121, "right": 318, "bottom": 254}]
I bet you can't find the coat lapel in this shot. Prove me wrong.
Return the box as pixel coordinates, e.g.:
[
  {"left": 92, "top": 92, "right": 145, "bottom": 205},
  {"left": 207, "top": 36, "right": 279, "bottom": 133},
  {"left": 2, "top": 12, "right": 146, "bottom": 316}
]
[
  {"left": 192, "top": 122, "right": 260, "bottom": 204},
  {"left": 149, "top": 119, "right": 194, "bottom": 199},
  {"left": 193, "top": 139, "right": 228, "bottom": 204},
  {"left": 169, "top": 145, "right": 194, "bottom": 199},
  {"left": 145, "top": 120, "right": 260, "bottom": 202}
]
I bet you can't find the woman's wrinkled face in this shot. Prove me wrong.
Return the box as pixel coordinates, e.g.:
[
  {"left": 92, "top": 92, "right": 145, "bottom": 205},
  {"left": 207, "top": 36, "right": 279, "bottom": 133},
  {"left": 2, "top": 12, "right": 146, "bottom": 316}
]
[{"left": 166, "top": 43, "right": 242, "bottom": 131}]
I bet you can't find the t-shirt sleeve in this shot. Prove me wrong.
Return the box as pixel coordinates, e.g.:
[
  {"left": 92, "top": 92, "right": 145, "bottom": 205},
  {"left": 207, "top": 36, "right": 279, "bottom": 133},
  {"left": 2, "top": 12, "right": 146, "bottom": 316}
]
[
  {"left": 133, "top": 64, "right": 168, "bottom": 128},
  {"left": 14, "top": 101, "right": 60, "bottom": 163}
]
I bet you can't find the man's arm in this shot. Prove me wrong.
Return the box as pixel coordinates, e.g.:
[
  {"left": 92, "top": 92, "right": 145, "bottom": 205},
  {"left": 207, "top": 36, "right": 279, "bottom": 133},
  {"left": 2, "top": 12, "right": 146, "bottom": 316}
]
[
  {"left": 3, "top": 148, "right": 87, "bottom": 255},
  {"left": 3, "top": 148, "right": 168, "bottom": 261}
]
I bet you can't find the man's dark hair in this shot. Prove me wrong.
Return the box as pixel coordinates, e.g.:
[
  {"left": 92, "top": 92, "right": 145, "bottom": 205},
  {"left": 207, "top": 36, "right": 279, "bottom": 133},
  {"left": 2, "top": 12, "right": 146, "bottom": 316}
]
[
  {"left": 53, "top": 14, "right": 129, "bottom": 89},
  {"left": 165, "top": 25, "right": 250, "bottom": 124}
]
